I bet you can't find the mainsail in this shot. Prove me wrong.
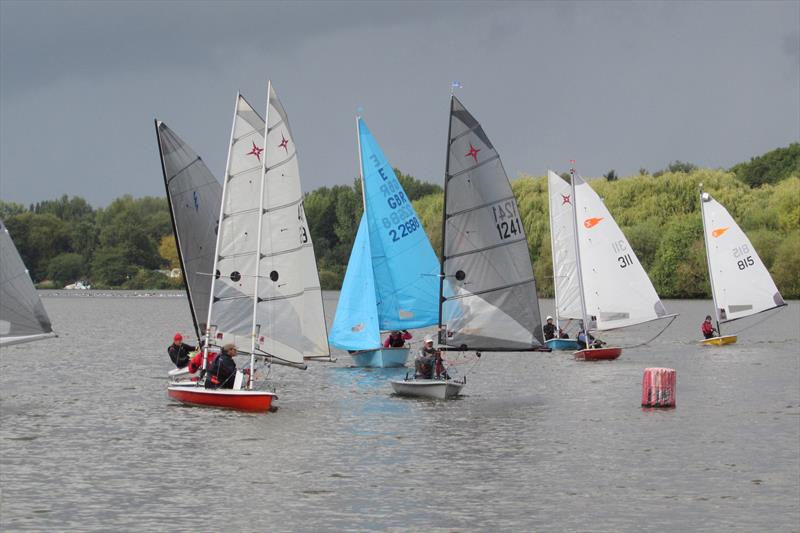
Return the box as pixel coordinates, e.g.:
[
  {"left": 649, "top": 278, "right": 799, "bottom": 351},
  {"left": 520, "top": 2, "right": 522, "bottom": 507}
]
[
  {"left": 700, "top": 189, "right": 785, "bottom": 323},
  {"left": 328, "top": 117, "right": 440, "bottom": 350},
  {"left": 547, "top": 170, "right": 582, "bottom": 322},
  {"left": 572, "top": 173, "right": 669, "bottom": 331},
  {"left": 206, "top": 86, "right": 330, "bottom": 366},
  {"left": 439, "top": 96, "right": 544, "bottom": 351},
  {"left": 0, "top": 220, "right": 56, "bottom": 346},
  {"left": 155, "top": 120, "right": 222, "bottom": 340}
]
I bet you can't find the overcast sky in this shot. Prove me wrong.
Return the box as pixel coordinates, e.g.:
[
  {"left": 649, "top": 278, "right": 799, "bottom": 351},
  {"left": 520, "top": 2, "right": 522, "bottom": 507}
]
[{"left": 1, "top": 0, "right": 798, "bottom": 207}]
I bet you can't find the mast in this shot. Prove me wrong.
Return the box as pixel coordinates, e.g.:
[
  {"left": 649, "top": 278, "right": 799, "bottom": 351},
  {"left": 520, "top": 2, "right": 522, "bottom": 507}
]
[
  {"left": 203, "top": 93, "right": 239, "bottom": 370},
  {"left": 437, "top": 95, "right": 455, "bottom": 345},
  {"left": 249, "top": 82, "right": 273, "bottom": 387},
  {"left": 155, "top": 119, "right": 201, "bottom": 343},
  {"left": 569, "top": 163, "right": 591, "bottom": 342},
  {"left": 547, "top": 171, "right": 561, "bottom": 333},
  {"left": 699, "top": 183, "right": 722, "bottom": 336}
]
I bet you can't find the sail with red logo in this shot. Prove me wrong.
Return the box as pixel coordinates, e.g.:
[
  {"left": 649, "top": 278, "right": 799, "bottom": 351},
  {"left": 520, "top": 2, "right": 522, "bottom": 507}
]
[
  {"left": 569, "top": 170, "right": 675, "bottom": 360},
  {"left": 698, "top": 185, "right": 786, "bottom": 346},
  {"left": 391, "top": 94, "right": 548, "bottom": 400},
  {"left": 168, "top": 83, "right": 330, "bottom": 411}
]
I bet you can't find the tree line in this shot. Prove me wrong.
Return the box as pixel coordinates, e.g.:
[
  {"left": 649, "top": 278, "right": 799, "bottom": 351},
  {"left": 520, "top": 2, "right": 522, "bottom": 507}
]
[{"left": 1, "top": 145, "right": 797, "bottom": 297}]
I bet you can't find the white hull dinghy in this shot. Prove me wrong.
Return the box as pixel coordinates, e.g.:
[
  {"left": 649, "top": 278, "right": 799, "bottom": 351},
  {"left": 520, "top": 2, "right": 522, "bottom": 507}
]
[
  {"left": 390, "top": 95, "right": 550, "bottom": 399},
  {"left": 391, "top": 377, "right": 465, "bottom": 400}
]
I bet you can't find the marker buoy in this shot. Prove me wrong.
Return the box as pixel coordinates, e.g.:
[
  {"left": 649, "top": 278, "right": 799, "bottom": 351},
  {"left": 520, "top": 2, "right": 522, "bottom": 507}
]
[{"left": 641, "top": 367, "right": 676, "bottom": 408}]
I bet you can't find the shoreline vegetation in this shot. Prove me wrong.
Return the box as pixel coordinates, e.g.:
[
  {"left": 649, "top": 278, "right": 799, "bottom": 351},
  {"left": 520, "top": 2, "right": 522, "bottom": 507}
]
[{"left": 2, "top": 144, "right": 798, "bottom": 298}]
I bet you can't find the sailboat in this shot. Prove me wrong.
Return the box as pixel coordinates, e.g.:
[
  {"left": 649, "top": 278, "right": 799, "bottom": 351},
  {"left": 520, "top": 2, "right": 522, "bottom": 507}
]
[
  {"left": 168, "top": 84, "right": 330, "bottom": 411},
  {"left": 391, "top": 95, "right": 548, "bottom": 399},
  {"left": 698, "top": 185, "right": 786, "bottom": 345},
  {"left": 328, "top": 117, "right": 440, "bottom": 368},
  {"left": 155, "top": 120, "right": 222, "bottom": 381},
  {"left": 0, "top": 220, "right": 56, "bottom": 346},
  {"left": 545, "top": 170, "right": 581, "bottom": 350},
  {"left": 568, "top": 166, "right": 674, "bottom": 360}
]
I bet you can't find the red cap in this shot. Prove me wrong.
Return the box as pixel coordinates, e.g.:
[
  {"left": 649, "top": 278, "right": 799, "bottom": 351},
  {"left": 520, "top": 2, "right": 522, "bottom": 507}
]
[{"left": 173, "top": 333, "right": 183, "bottom": 342}]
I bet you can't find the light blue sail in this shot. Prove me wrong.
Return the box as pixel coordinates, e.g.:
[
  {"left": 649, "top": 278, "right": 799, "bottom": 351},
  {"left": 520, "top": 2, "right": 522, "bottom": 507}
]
[
  {"left": 329, "top": 215, "right": 381, "bottom": 350},
  {"left": 358, "top": 117, "right": 440, "bottom": 331}
]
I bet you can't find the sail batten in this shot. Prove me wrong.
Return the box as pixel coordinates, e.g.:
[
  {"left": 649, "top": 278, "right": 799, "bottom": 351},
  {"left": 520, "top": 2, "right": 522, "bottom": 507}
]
[{"left": 439, "top": 96, "right": 544, "bottom": 350}]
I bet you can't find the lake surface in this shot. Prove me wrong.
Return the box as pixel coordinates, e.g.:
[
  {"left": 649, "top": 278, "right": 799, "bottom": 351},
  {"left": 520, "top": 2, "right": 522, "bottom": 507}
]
[{"left": 1, "top": 292, "right": 798, "bottom": 531}]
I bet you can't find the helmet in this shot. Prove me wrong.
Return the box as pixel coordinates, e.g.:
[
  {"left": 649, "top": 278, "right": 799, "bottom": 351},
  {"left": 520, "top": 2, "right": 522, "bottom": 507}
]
[{"left": 173, "top": 333, "right": 183, "bottom": 342}]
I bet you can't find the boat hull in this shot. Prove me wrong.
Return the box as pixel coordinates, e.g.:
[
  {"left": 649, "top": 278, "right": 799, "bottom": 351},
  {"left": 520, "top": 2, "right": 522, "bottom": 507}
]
[
  {"left": 700, "top": 335, "right": 737, "bottom": 346},
  {"left": 167, "top": 384, "right": 276, "bottom": 412},
  {"left": 546, "top": 338, "right": 580, "bottom": 351},
  {"left": 390, "top": 378, "right": 464, "bottom": 399},
  {"left": 574, "top": 346, "right": 622, "bottom": 360},
  {"left": 350, "top": 347, "right": 409, "bottom": 368}
]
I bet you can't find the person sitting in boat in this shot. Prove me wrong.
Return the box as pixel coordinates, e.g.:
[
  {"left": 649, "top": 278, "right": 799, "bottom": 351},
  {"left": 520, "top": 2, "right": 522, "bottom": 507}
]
[
  {"left": 558, "top": 328, "right": 570, "bottom": 339},
  {"left": 701, "top": 315, "right": 717, "bottom": 339},
  {"left": 415, "top": 339, "right": 438, "bottom": 379},
  {"left": 187, "top": 349, "right": 218, "bottom": 375},
  {"left": 543, "top": 316, "right": 557, "bottom": 340},
  {"left": 384, "top": 329, "right": 412, "bottom": 348},
  {"left": 205, "top": 343, "right": 238, "bottom": 389},
  {"left": 168, "top": 333, "right": 196, "bottom": 369},
  {"left": 576, "top": 330, "right": 604, "bottom": 350}
]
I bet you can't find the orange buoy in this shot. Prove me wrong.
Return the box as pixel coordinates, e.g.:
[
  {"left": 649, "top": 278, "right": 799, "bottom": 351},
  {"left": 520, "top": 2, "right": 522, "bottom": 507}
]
[{"left": 641, "top": 367, "right": 676, "bottom": 408}]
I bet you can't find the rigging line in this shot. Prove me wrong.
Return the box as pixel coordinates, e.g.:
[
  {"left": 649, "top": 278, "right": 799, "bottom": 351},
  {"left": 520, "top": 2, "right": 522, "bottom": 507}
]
[
  {"left": 444, "top": 277, "right": 536, "bottom": 301},
  {"left": 620, "top": 315, "right": 678, "bottom": 349},
  {"left": 725, "top": 307, "right": 784, "bottom": 335}
]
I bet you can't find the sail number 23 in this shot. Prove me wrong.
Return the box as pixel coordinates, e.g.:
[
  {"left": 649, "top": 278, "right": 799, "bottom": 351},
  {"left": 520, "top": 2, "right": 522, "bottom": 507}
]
[
  {"left": 732, "top": 244, "right": 754, "bottom": 270},
  {"left": 492, "top": 201, "right": 522, "bottom": 241}
]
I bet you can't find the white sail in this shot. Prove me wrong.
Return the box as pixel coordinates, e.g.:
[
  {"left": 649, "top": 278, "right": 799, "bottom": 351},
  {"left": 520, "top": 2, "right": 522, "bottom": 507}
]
[
  {"left": 263, "top": 83, "right": 330, "bottom": 360},
  {"left": 547, "top": 170, "right": 582, "bottom": 321},
  {"left": 208, "top": 88, "right": 329, "bottom": 366},
  {"left": 573, "top": 174, "right": 668, "bottom": 331},
  {"left": 700, "top": 191, "right": 785, "bottom": 323},
  {"left": 0, "top": 219, "right": 56, "bottom": 346}
]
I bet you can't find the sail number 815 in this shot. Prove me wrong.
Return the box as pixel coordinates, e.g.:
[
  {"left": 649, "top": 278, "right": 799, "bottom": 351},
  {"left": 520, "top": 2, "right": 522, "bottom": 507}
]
[{"left": 732, "top": 244, "right": 754, "bottom": 270}]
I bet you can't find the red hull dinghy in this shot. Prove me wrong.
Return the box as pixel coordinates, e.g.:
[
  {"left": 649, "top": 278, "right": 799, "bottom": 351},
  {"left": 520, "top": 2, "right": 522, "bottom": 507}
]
[
  {"left": 574, "top": 346, "right": 622, "bottom": 361},
  {"left": 168, "top": 384, "right": 276, "bottom": 412}
]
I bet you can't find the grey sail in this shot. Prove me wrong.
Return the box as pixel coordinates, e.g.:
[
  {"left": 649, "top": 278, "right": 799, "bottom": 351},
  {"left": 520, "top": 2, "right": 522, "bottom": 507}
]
[
  {"left": 438, "top": 96, "right": 544, "bottom": 351},
  {"left": 155, "top": 120, "right": 222, "bottom": 340},
  {"left": 0, "top": 219, "right": 56, "bottom": 346}
]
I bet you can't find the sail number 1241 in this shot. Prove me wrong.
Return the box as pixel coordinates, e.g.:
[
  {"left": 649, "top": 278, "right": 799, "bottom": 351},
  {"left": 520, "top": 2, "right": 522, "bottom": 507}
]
[{"left": 492, "top": 201, "right": 522, "bottom": 241}]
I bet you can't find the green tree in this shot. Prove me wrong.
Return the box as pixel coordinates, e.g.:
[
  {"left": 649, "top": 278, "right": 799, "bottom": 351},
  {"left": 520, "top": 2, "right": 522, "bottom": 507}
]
[
  {"left": 47, "top": 253, "right": 85, "bottom": 286},
  {"left": 730, "top": 143, "right": 800, "bottom": 187}
]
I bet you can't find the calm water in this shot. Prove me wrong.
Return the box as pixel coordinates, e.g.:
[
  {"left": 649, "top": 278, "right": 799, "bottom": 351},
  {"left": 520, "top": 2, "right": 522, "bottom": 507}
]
[{"left": 1, "top": 292, "right": 798, "bottom": 532}]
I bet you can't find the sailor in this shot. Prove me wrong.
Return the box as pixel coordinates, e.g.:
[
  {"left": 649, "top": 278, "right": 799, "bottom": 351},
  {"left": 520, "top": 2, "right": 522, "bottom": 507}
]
[
  {"left": 167, "top": 333, "right": 196, "bottom": 368},
  {"left": 187, "top": 349, "right": 218, "bottom": 375},
  {"left": 384, "top": 329, "right": 412, "bottom": 348},
  {"left": 701, "top": 315, "right": 717, "bottom": 339},
  {"left": 415, "top": 338, "right": 437, "bottom": 379},
  {"left": 205, "top": 343, "right": 238, "bottom": 389},
  {"left": 577, "top": 329, "right": 604, "bottom": 350},
  {"left": 543, "top": 316, "right": 557, "bottom": 340}
]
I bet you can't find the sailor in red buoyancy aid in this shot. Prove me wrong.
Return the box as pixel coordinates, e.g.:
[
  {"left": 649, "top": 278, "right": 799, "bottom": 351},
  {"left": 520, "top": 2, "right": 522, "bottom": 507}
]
[
  {"left": 701, "top": 315, "right": 717, "bottom": 339},
  {"left": 384, "top": 330, "right": 412, "bottom": 348}
]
